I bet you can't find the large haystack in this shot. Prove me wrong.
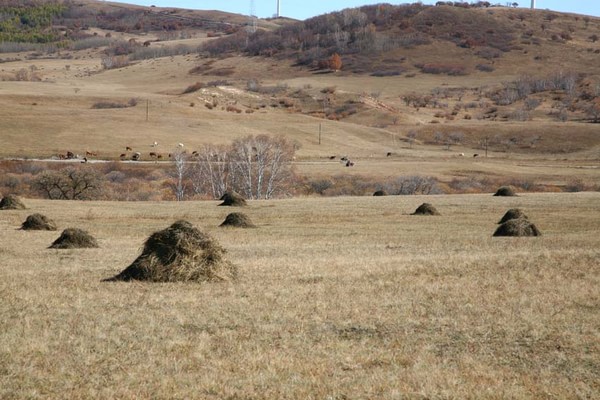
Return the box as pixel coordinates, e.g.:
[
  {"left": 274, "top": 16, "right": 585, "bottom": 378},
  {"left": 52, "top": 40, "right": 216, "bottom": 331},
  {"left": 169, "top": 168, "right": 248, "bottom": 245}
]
[
  {"left": 105, "top": 220, "right": 237, "bottom": 282},
  {"left": 494, "top": 186, "right": 517, "bottom": 197},
  {"left": 498, "top": 208, "right": 528, "bottom": 224},
  {"left": 412, "top": 203, "right": 440, "bottom": 216},
  {"left": 219, "top": 191, "right": 247, "bottom": 206},
  {"left": 49, "top": 228, "right": 99, "bottom": 248},
  {"left": 220, "top": 212, "right": 256, "bottom": 228},
  {"left": 21, "top": 213, "right": 57, "bottom": 231},
  {"left": 0, "top": 194, "right": 26, "bottom": 210},
  {"left": 493, "top": 218, "right": 541, "bottom": 237},
  {"left": 373, "top": 190, "right": 387, "bottom": 196}
]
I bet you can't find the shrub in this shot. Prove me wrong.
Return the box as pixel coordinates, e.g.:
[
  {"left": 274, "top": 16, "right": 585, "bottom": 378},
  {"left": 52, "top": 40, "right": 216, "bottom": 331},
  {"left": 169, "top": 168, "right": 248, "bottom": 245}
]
[
  {"left": 182, "top": 82, "right": 204, "bottom": 94},
  {"left": 416, "top": 63, "right": 468, "bottom": 76}
]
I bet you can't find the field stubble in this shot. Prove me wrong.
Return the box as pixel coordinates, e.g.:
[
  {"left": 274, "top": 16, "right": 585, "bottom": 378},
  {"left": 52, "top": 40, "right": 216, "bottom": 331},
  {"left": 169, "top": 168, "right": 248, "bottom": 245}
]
[{"left": 0, "top": 193, "right": 598, "bottom": 399}]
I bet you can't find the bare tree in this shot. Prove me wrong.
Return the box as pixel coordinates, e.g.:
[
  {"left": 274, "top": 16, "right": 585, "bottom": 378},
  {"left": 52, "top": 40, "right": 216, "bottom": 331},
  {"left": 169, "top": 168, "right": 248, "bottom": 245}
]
[
  {"left": 407, "top": 130, "right": 418, "bottom": 148},
  {"left": 192, "top": 145, "right": 230, "bottom": 199},
  {"left": 229, "top": 135, "right": 295, "bottom": 199},
  {"left": 34, "top": 167, "right": 104, "bottom": 200},
  {"left": 169, "top": 149, "right": 189, "bottom": 201}
]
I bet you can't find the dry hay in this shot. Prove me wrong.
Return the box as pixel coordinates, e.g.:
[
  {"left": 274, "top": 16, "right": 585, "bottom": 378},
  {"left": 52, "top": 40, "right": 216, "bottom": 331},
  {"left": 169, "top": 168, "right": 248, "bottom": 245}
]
[
  {"left": 49, "top": 228, "right": 99, "bottom": 249},
  {"left": 219, "top": 191, "right": 247, "bottom": 206},
  {"left": 0, "top": 194, "right": 26, "bottom": 210},
  {"left": 21, "top": 213, "right": 57, "bottom": 231},
  {"left": 412, "top": 203, "right": 440, "bottom": 216},
  {"left": 498, "top": 208, "right": 528, "bottom": 224},
  {"left": 105, "top": 220, "right": 237, "bottom": 282},
  {"left": 220, "top": 212, "right": 256, "bottom": 228},
  {"left": 373, "top": 190, "right": 387, "bottom": 196},
  {"left": 493, "top": 217, "right": 541, "bottom": 237},
  {"left": 494, "top": 186, "right": 517, "bottom": 196}
]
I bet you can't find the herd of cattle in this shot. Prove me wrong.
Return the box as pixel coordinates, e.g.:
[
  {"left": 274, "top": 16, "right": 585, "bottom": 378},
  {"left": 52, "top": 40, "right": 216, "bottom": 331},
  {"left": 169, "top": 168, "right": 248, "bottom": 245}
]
[{"left": 56, "top": 143, "right": 481, "bottom": 164}]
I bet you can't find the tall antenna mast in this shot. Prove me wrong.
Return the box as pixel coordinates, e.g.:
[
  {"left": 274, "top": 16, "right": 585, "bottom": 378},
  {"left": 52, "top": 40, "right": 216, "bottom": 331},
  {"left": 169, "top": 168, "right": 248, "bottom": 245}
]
[
  {"left": 249, "top": 0, "right": 257, "bottom": 33},
  {"left": 276, "top": 0, "right": 280, "bottom": 18},
  {"left": 531, "top": 0, "right": 535, "bottom": 9}
]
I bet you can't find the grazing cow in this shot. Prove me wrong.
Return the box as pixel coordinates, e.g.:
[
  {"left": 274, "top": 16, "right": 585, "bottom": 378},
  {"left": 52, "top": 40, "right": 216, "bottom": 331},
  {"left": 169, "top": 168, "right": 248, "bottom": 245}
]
[
  {"left": 473, "top": 153, "right": 479, "bottom": 158},
  {"left": 126, "top": 146, "right": 133, "bottom": 151},
  {"left": 132, "top": 152, "right": 141, "bottom": 161},
  {"left": 81, "top": 157, "right": 88, "bottom": 163},
  {"left": 329, "top": 155, "right": 336, "bottom": 160},
  {"left": 66, "top": 151, "right": 75, "bottom": 159},
  {"left": 386, "top": 152, "right": 392, "bottom": 157},
  {"left": 192, "top": 150, "right": 199, "bottom": 157},
  {"left": 177, "top": 143, "right": 184, "bottom": 148},
  {"left": 149, "top": 152, "right": 157, "bottom": 158},
  {"left": 157, "top": 154, "right": 163, "bottom": 159},
  {"left": 85, "top": 151, "right": 97, "bottom": 157},
  {"left": 59, "top": 154, "right": 66, "bottom": 160},
  {"left": 119, "top": 153, "right": 127, "bottom": 159},
  {"left": 346, "top": 160, "right": 355, "bottom": 167},
  {"left": 151, "top": 141, "right": 158, "bottom": 147},
  {"left": 458, "top": 153, "right": 465, "bottom": 157}
]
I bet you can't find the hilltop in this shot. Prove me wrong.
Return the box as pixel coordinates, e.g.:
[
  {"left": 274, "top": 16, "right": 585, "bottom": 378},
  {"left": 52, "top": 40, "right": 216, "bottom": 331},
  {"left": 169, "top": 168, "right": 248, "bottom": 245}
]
[{"left": 0, "top": 0, "right": 599, "bottom": 198}]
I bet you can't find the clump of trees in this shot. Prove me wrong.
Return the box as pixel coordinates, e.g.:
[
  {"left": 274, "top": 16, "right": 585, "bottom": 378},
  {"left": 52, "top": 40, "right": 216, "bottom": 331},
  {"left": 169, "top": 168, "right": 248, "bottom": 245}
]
[
  {"left": 172, "top": 135, "right": 297, "bottom": 201},
  {"left": 0, "top": 2, "right": 66, "bottom": 43},
  {"left": 34, "top": 167, "right": 104, "bottom": 200}
]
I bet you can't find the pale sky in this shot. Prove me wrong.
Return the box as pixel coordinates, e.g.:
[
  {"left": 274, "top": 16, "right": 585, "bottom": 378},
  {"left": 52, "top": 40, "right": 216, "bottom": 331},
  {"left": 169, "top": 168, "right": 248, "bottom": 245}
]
[{"left": 119, "top": 1, "right": 600, "bottom": 20}]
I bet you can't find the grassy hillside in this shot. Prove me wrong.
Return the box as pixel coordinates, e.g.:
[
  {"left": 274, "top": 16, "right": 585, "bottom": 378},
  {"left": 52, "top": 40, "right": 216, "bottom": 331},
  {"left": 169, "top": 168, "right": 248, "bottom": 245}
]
[{"left": 0, "top": 1, "right": 598, "bottom": 199}]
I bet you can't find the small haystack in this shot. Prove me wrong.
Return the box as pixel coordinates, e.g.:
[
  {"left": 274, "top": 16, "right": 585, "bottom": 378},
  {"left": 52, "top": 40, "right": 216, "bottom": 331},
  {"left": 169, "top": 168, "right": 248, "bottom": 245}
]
[
  {"left": 0, "top": 194, "right": 26, "bottom": 210},
  {"left": 220, "top": 212, "right": 256, "bottom": 228},
  {"left": 105, "top": 220, "right": 237, "bottom": 282},
  {"left": 219, "top": 191, "right": 247, "bottom": 206},
  {"left": 494, "top": 186, "right": 517, "bottom": 197},
  {"left": 412, "top": 203, "right": 440, "bottom": 216},
  {"left": 373, "top": 190, "right": 387, "bottom": 196},
  {"left": 493, "top": 218, "right": 541, "bottom": 237},
  {"left": 498, "top": 208, "right": 528, "bottom": 224},
  {"left": 49, "top": 228, "right": 99, "bottom": 249},
  {"left": 21, "top": 213, "right": 57, "bottom": 231}
]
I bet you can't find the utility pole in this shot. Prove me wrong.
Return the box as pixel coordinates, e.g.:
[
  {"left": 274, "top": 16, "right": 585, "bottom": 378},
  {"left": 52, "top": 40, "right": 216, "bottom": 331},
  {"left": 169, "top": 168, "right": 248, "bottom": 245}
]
[{"left": 318, "top": 123, "right": 322, "bottom": 145}]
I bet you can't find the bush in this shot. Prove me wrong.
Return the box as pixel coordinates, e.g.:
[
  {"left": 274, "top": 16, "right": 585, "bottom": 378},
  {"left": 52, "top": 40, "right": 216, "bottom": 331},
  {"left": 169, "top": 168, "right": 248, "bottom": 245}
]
[
  {"left": 182, "top": 82, "right": 204, "bottom": 94},
  {"left": 416, "top": 63, "right": 468, "bottom": 76}
]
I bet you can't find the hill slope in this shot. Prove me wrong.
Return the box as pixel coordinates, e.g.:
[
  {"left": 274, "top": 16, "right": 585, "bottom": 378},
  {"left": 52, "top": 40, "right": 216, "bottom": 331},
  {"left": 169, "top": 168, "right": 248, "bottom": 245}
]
[{"left": 0, "top": 0, "right": 598, "bottom": 194}]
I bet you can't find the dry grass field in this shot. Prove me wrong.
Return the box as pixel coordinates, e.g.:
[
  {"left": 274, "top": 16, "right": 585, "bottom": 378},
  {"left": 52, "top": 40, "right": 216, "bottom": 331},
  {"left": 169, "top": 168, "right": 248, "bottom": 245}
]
[{"left": 1, "top": 193, "right": 599, "bottom": 398}]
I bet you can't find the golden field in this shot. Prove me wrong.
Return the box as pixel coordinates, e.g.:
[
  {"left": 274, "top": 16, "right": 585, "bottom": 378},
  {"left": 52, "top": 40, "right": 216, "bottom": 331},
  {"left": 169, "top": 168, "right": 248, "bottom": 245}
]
[{"left": 1, "top": 193, "right": 598, "bottom": 398}]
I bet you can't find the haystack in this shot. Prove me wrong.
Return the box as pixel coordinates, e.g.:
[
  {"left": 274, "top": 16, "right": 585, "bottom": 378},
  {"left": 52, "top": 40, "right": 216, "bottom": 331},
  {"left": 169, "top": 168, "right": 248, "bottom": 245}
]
[
  {"left": 0, "top": 194, "right": 26, "bottom": 210},
  {"left": 373, "top": 190, "right": 387, "bottom": 196},
  {"left": 493, "top": 218, "right": 541, "bottom": 237},
  {"left": 498, "top": 208, "right": 528, "bottom": 224},
  {"left": 494, "top": 186, "right": 517, "bottom": 196},
  {"left": 49, "top": 228, "right": 99, "bottom": 249},
  {"left": 219, "top": 191, "right": 247, "bottom": 206},
  {"left": 105, "top": 220, "right": 237, "bottom": 282},
  {"left": 412, "top": 203, "right": 440, "bottom": 216},
  {"left": 21, "top": 213, "right": 57, "bottom": 231},
  {"left": 220, "top": 212, "right": 256, "bottom": 228}
]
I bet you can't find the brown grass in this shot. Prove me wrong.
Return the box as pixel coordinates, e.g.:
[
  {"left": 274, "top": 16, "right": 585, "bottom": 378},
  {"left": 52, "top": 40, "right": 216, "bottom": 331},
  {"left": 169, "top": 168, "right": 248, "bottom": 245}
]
[
  {"left": 0, "top": 193, "right": 598, "bottom": 398},
  {"left": 493, "top": 217, "right": 542, "bottom": 237},
  {"left": 494, "top": 185, "right": 518, "bottom": 196},
  {"left": 411, "top": 202, "right": 440, "bottom": 215},
  {"left": 219, "top": 212, "right": 256, "bottom": 228},
  {"left": 105, "top": 220, "right": 237, "bottom": 282},
  {"left": 0, "top": 194, "right": 26, "bottom": 210},
  {"left": 498, "top": 208, "right": 528, "bottom": 224},
  {"left": 21, "top": 213, "right": 57, "bottom": 231},
  {"left": 219, "top": 191, "right": 247, "bottom": 206},
  {"left": 49, "top": 228, "right": 99, "bottom": 249}
]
